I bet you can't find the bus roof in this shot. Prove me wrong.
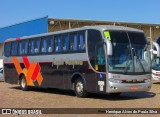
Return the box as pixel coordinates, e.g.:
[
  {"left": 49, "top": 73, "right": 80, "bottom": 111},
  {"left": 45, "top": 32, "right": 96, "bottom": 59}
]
[{"left": 5, "top": 25, "right": 143, "bottom": 42}]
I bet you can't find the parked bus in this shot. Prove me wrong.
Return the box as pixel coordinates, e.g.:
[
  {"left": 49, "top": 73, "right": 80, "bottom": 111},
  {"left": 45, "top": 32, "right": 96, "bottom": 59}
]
[
  {"left": 151, "top": 39, "right": 160, "bottom": 81},
  {"left": 0, "top": 59, "right": 4, "bottom": 81},
  {"left": 3, "top": 25, "right": 157, "bottom": 97}
]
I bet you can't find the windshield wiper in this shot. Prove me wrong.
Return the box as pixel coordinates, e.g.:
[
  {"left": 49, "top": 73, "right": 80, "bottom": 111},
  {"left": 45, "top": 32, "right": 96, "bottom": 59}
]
[
  {"left": 132, "top": 48, "right": 146, "bottom": 73},
  {"left": 123, "top": 54, "right": 131, "bottom": 74}
]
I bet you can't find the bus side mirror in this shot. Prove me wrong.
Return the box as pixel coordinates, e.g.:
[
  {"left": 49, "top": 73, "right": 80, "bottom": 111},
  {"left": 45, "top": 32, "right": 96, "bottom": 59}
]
[
  {"left": 150, "top": 41, "right": 160, "bottom": 57},
  {"left": 104, "top": 39, "right": 112, "bottom": 55}
]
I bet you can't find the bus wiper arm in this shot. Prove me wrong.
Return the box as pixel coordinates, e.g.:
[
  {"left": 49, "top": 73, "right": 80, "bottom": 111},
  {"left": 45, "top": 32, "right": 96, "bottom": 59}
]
[
  {"left": 137, "top": 57, "right": 146, "bottom": 72},
  {"left": 132, "top": 48, "right": 145, "bottom": 73},
  {"left": 123, "top": 54, "right": 130, "bottom": 74}
]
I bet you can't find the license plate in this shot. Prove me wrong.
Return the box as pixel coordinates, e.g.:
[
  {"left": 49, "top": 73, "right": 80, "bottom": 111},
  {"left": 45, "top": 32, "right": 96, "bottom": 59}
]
[{"left": 131, "top": 86, "right": 139, "bottom": 90}]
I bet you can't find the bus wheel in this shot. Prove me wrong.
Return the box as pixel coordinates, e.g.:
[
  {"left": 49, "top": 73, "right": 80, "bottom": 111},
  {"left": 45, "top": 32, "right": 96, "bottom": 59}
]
[
  {"left": 110, "top": 93, "right": 121, "bottom": 96},
  {"left": 74, "top": 78, "right": 87, "bottom": 98},
  {"left": 20, "top": 75, "right": 29, "bottom": 91}
]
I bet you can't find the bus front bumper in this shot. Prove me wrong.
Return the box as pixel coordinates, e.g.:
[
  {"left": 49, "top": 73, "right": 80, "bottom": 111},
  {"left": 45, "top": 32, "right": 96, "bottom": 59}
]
[
  {"left": 152, "top": 74, "right": 160, "bottom": 81},
  {"left": 106, "top": 82, "right": 152, "bottom": 93}
]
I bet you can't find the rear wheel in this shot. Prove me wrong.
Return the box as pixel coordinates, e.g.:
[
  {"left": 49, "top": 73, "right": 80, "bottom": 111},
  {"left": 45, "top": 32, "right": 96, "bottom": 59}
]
[
  {"left": 74, "top": 78, "right": 88, "bottom": 98},
  {"left": 20, "top": 75, "right": 29, "bottom": 91}
]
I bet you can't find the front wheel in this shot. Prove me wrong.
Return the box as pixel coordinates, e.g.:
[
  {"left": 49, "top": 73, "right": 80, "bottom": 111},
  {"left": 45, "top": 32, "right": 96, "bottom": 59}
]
[
  {"left": 74, "top": 78, "right": 88, "bottom": 98},
  {"left": 20, "top": 75, "right": 29, "bottom": 91}
]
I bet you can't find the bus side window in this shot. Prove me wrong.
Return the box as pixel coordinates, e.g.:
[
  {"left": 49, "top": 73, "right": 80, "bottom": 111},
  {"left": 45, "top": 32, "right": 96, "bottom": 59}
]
[
  {"left": 11, "top": 41, "right": 18, "bottom": 56},
  {"left": 62, "top": 34, "right": 69, "bottom": 52},
  {"left": 55, "top": 37, "right": 58, "bottom": 52},
  {"left": 24, "top": 40, "right": 28, "bottom": 54},
  {"left": 41, "top": 38, "right": 47, "bottom": 53},
  {"left": 70, "top": 32, "right": 79, "bottom": 52},
  {"left": 4, "top": 42, "right": 11, "bottom": 57},
  {"left": 69, "top": 33, "right": 74, "bottom": 51},
  {"left": 18, "top": 41, "right": 23, "bottom": 55},
  {"left": 73, "top": 34, "right": 78, "bottom": 51},
  {"left": 35, "top": 39, "right": 40, "bottom": 53},
  {"left": 97, "top": 46, "right": 105, "bottom": 65},
  {"left": 47, "top": 36, "right": 54, "bottom": 53},
  {"left": 19, "top": 40, "right": 28, "bottom": 55},
  {"left": 88, "top": 29, "right": 105, "bottom": 72},
  {"left": 29, "top": 40, "right": 34, "bottom": 54},
  {"left": 55, "top": 35, "right": 61, "bottom": 52},
  {"left": 79, "top": 31, "right": 85, "bottom": 51}
]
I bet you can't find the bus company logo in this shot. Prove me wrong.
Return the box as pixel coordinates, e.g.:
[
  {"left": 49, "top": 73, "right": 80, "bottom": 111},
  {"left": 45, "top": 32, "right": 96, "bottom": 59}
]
[
  {"left": 12, "top": 56, "right": 43, "bottom": 86},
  {"left": 52, "top": 58, "right": 83, "bottom": 69}
]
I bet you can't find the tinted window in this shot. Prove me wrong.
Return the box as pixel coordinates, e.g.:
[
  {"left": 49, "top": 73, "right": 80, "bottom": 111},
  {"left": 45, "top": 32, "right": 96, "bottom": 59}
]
[
  {"left": 109, "top": 31, "right": 130, "bottom": 65},
  {"left": 87, "top": 29, "right": 105, "bottom": 72},
  {"left": 109, "top": 31, "right": 129, "bottom": 43},
  {"left": 18, "top": 41, "right": 23, "bottom": 55},
  {"left": 62, "top": 34, "right": 69, "bottom": 52},
  {"left": 70, "top": 32, "right": 78, "bottom": 51},
  {"left": 47, "top": 36, "right": 54, "bottom": 53},
  {"left": 11, "top": 41, "right": 18, "bottom": 56},
  {"left": 29, "top": 38, "right": 41, "bottom": 54},
  {"left": 41, "top": 38, "right": 47, "bottom": 53},
  {"left": 24, "top": 40, "right": 28, "bottom": 54},
  {"left": 78, "top": 31, "right": 85, "bottom": 50},
  {"left": 69, "top": 31, "right": 85, "bottom": 52},
  {"left": 128, "top": 32, "right": 147, "bottom": 45},
  {"left": 18, "top": 40, "right": 28, "bottom": 55},
  {"left": 4, "top": 42, "right": 11, "bottom": 57},
  {"left": 41, "top": 36, "right": 54, "bottom": 53},
  {"left": 55, "top": 35, "right": 61, "bottom": 52}
]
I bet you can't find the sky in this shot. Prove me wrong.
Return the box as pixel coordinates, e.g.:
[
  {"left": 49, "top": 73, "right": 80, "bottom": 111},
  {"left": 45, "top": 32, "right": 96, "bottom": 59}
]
[{"left": 0, "top": 0, "right": 160, "bottom": 27}]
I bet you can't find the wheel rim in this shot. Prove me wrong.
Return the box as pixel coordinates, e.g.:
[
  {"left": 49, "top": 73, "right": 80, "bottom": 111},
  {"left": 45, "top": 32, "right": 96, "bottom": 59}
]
[
  {"left": 76, "top": 81, "right": 83, "bottom": 94},
  {"left": 21, "top": 78, "right": 26, "bottom": 88}
]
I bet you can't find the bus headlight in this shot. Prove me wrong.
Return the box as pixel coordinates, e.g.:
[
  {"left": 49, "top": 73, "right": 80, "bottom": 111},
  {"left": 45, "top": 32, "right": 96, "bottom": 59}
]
[
  {"left": 109, "top": 78, "right": 122, "bottom": 83},
  {"left": 144, "top": 79, "right": 151, "bottom": 83}
]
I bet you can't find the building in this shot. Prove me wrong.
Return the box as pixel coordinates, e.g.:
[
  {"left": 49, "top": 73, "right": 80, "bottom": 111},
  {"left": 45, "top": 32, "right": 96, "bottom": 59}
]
[{"left": 0, "top": 16, "right": 160, "bottom": 59}]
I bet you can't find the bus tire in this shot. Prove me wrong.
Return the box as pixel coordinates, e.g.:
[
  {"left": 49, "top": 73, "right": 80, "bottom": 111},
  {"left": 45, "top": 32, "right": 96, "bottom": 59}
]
[
  {"left": 74, "top": 78, "right": 87, "bottom": 98},
  {"left": 20, "top": 75, "right": 29, "bottom": 91}
]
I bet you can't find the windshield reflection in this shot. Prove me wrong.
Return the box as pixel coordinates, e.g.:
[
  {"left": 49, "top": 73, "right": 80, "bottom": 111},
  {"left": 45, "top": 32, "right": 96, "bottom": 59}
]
[
  {"left": 106, "top": 31, "right": 151, "bottom": 75},
  {"left": 152, "top": 55, "right": 160, "bottom": 70}
]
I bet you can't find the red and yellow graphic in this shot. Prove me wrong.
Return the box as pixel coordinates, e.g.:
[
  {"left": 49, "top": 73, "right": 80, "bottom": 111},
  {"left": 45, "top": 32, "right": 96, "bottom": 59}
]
[{"left": 12, "top": 56, "right": 43, "bottom": 86}]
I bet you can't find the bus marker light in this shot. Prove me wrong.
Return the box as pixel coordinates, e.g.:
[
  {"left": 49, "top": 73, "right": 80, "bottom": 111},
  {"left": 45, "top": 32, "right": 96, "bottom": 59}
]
[
  {"left": 99, "top": 74, "right": 103, "bottom": 79},
  {"left": 95, "top": 65, "right": 98, "bottom": 70}
]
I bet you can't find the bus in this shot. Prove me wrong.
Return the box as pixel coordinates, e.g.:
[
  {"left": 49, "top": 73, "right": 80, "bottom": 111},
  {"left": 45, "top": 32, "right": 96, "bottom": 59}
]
[
  {"left": 0, "top": 59, "right": 4, "bottom": 81},
  {"left": 3, "top": 25, "right": 157, "bottom": 97},
  {"left": 151, "top": 39, "right": 160, "bottom": 81}
]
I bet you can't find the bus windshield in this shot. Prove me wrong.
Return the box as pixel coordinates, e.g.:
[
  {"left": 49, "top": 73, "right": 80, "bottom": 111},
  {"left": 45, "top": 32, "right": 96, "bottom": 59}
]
[{"left": 105, "top": 31, "right": 151, "bottom": 75}]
